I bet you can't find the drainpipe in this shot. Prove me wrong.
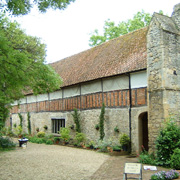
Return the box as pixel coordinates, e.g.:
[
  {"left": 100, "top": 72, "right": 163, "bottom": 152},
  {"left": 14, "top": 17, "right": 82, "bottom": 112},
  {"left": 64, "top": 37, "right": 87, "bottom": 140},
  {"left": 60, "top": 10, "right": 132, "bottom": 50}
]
[
  {"left": 80, "top": 84, "right": 82, "bottom": 110},
  {"left": 101, "top": 78, "right": 104, "bottom": 103},
  {"left": 127, "top": 73, "right": 132, "bottom": 153},
  {"left": 62, "top": 88, "right": 64, "bottom": 111}
]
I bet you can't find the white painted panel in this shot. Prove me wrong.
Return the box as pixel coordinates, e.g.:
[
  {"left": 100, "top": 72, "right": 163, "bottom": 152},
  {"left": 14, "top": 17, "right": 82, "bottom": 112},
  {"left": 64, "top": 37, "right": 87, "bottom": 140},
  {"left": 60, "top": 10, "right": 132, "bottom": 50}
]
[
  {"left": 27, "top": 95, "right": 37, "bottom": 103},
  {"left": 49, "top": 90, "right": 62, "bottom": 100},
  {"left": 103, "top": 75, "right": 129, "bottom": 92},
  {"left": 18, "top": 98, "right": 26, "bottom": 104},
  {"left": 64, "top": 86, "right": 80, "bottom": 98},
  {"left": 81, "top": 80, "right": 101, "bottom": 95},
  {"left": 37, "top": 94, "right": 49, "bottom": 102},
  {"left": 130, "top": 71, "right": 147, "bottom": 88},
  {"left": 11, "top": 100, "right": 18, "bottom": 106}
]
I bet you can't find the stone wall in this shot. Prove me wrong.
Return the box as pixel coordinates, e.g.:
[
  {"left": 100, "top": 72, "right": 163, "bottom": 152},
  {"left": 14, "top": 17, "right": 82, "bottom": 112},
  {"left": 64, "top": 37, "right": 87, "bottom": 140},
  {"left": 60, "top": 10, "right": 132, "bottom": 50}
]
[
  {"left": 147, "top": 4, "right": 180, "bottom": 152},
  {"left": 11, "top": 106, "right": 147, "bottom": 153}
]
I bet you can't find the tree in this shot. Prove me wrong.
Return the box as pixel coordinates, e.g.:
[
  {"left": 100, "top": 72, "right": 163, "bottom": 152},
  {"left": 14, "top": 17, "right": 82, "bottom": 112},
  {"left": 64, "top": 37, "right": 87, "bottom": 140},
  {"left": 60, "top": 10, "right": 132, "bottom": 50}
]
[
  {"left": 0, "top": 14, "right": 62, "bottom": 124},
  {"left": 89, "top": 10, "right": 152, "bottom": 47},
  {"left": 0, "top": 0, "right": 75, "bottom": 16}
]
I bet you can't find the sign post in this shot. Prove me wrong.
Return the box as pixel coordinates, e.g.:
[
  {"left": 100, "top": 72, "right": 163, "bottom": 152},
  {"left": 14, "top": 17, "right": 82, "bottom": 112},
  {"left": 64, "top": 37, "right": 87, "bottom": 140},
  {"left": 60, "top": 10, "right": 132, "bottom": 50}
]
[{"left": 123, "top": 163, "right": 142, "bottom": 180}]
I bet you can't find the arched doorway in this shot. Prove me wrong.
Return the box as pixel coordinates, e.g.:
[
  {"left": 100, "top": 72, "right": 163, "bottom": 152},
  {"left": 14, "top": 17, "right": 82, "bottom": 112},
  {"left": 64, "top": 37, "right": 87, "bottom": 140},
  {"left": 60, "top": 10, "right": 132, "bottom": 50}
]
[{"left": 138, "top": 112, "right": 148, "bottom": 151}]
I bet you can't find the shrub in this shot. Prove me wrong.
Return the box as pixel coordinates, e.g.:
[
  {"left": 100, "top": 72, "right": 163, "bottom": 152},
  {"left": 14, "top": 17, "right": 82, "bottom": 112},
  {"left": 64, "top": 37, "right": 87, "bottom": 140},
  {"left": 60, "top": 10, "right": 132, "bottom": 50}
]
[
  {"left": 151, "top": 170, "right": 179, "bottom": 180},
  {"left": 29, "top": 136, "right": 44, "bottom": 144},
  {"left": 75, "top": 132, "right": 86, "bottom": 146},
  {"left": 6, "top": 127, "right": 14, "bottom": 137},
  {"left": 0, "top": 127, "right": 13, "bottom": 136},
  {"left": 37, "top": 131, "right": 45, "bottom": 138},
  {"left": 0, "top": 136, "right": 16, "bottom": 150},
  {"left": 86, "top": 140, "right": 95, "bottom": 149},
  {"left": 35, "top": 138, "right": 45, "bottom": 144},
  {"left": 45, "top": 134, "right": 54, "bottom": 139},
  {"left": 112, "top": 145, "right": 121, "bottom": 151},
  {"left": 0, "top": 121, "right": 4, "bottom": 130},
  {"left": 97, "top": 139, "right": 112, "bottom": 152},
  {"left": 59, "top": 128, "right": 70, "bottom": 143},
  {"left": 14, "top": 125, "right": 22, "bottom": 137},
  {"left": 43, "top": 134, "right": 54, "bottom": 143},
  {"left": 155, "top": 121, "right": 180, "bottom": 167},
  {"left": 54, "top": 137, "right": 60, "bottom": 141},
  {"left": 170, "top": 148, "right": 180, "bottom": 170},
  {"left": 120, "top": 133, "right": 130, "bottom": 146},
  {"left": 138, "top": 150, "right": 157, "bottom": 165},
  {"left": 45, "top": 139, "right": 54, "bottom": 145},
  {"left": 0, "top": 127, "right": 7, "bottom": 135}
]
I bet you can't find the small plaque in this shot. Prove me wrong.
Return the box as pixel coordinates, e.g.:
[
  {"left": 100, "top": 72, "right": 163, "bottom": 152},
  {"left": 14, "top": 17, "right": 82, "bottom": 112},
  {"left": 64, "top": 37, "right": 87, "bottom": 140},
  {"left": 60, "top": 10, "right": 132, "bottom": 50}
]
[
  {"left": 124, "top": 163, "right": 141, "bottom": 174},
  {"left": 144, "top": 166, "right": 157, "bottom": 171}
]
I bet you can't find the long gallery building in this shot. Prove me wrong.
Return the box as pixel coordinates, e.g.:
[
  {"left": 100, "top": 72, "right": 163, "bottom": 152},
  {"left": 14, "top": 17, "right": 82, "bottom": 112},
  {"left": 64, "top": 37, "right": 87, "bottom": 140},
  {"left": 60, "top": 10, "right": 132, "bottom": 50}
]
[{"left": 9, "top": 4, "right": 180, "bottom": 153}]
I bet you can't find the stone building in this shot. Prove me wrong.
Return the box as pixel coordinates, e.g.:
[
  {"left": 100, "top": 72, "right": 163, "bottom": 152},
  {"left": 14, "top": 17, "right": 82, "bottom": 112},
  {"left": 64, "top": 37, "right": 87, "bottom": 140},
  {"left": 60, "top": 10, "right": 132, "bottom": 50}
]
[{"left": 9, "top": 4, "right": 180, "bottom": 153}]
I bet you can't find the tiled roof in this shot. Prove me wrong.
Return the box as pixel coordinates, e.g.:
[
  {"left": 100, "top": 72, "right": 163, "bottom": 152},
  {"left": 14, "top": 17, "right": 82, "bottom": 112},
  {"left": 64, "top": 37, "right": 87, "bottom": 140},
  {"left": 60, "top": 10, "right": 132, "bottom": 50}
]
[{"left": 50, "top": 27, "right": 148, "bottom": 88}]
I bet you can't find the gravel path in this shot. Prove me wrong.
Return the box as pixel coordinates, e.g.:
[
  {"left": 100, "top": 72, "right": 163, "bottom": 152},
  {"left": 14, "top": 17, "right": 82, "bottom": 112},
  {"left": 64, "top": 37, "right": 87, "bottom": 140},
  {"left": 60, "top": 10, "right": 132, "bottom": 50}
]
[
  {"left": 0, "top": 140, "right": 108, "bottom": 180},
  {"left": 0, "top": 139, "right": 171, "bottom": 180}
]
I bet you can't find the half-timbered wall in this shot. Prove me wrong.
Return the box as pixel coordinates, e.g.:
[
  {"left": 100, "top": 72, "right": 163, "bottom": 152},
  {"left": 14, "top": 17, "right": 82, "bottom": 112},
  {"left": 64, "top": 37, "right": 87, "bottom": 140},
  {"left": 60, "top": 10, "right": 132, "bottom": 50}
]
[{"left": 11, "top": 71, "right": 147, "bottom": 114}]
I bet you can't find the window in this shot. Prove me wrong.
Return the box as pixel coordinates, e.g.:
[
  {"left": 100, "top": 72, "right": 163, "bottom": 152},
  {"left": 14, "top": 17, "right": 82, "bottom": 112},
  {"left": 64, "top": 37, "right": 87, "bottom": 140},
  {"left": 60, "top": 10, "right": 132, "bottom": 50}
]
[{"left": 52, "top": 118, "right": 65, "bottom": 133}]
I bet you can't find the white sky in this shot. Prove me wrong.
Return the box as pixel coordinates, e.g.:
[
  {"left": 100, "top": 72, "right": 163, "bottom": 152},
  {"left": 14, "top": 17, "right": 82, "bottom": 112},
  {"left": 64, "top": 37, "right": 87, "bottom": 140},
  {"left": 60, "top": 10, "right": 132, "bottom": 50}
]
[{"left": 14, "top": 0, "right": 179, "bottom": 64}]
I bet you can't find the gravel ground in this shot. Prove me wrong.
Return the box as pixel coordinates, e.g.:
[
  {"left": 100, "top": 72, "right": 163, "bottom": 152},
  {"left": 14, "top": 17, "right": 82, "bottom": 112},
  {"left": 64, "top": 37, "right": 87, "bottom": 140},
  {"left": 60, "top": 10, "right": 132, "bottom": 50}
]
[
  {"left": 0, "top": 139, "right": 173, "bottom": 180},
  {"left": 0, "top": 139, "right": 108, "bottom": 180}
]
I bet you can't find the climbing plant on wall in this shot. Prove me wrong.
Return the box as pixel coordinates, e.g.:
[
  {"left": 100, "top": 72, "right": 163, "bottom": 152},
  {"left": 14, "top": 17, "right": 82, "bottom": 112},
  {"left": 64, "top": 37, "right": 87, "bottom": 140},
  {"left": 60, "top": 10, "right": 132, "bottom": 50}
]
[
  {"left": 99, "top": 103, "right": 105, "bottom": 140},
  {"left": 18, "top": 113, "right": 23, "bottom": 128},
  {"left": 72, "top": 109, "right": 81, "bottom": 133},
  {"left": 27, "top": 112, "right": 31, "bottom": 135}
]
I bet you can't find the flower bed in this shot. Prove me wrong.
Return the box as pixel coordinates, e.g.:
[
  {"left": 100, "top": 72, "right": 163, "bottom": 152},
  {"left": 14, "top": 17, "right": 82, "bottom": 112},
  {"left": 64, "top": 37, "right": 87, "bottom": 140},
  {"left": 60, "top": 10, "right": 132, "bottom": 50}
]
[{"left": 151, "top": 170, "right": 179, "bottom": 180}]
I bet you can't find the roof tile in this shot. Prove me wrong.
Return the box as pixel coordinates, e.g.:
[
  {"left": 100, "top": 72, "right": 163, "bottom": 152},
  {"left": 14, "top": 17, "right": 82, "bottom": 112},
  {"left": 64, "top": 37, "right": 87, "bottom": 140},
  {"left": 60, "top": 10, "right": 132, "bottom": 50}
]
[{"left": 50, "top": 27, "right": 148, "bottom": 87}]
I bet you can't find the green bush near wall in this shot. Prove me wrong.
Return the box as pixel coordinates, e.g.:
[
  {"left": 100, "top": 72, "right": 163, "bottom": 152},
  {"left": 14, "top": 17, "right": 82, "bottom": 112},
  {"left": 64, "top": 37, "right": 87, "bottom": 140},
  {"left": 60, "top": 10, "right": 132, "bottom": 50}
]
[
  {"left": 155, "top": 120, "right": 180, "bottom": 167},
  {"left": 139, "top": 118, "right": 180, "bottom": 168}
]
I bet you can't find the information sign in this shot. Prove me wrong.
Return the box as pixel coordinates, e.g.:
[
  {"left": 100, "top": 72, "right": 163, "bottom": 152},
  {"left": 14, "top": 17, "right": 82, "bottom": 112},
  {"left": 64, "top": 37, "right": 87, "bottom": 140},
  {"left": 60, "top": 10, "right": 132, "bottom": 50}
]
[{"left": 123, "top": 163, "right": 142, "bottom": 180}]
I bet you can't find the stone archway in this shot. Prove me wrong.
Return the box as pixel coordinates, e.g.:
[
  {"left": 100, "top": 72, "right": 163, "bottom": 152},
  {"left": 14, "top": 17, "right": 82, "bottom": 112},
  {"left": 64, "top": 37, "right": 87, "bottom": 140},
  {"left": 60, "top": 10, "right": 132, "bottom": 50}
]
[{"left": 138, "top": 112, "right": 148, "bottom": 151}]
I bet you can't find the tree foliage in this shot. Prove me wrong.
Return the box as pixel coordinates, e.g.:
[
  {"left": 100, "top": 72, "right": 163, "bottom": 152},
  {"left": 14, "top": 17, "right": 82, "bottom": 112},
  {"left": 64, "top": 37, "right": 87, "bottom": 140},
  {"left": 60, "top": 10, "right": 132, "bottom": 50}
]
[
  {"left": 0, "top": 0, "right": 75, "bottom": 16},
  {"left": 0, "top": 14, "right": 62, "bottom": 123},
  {"left": 89, "top": 11, "right": 152, "bottom": 47}
]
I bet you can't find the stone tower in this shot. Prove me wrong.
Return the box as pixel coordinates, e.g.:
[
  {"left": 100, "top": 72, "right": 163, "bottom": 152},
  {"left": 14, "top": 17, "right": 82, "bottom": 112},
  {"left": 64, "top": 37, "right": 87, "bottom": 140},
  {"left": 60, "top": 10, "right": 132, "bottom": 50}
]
[{"left": 147, "top": 3, "right": 180, "bottom": 152}]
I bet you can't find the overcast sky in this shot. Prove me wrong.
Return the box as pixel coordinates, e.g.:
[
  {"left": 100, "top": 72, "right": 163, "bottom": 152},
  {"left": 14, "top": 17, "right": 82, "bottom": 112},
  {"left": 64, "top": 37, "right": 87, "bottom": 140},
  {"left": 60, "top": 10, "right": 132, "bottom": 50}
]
[{"left": 14, "top": 0, "right": 179, "bottom": 64}]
